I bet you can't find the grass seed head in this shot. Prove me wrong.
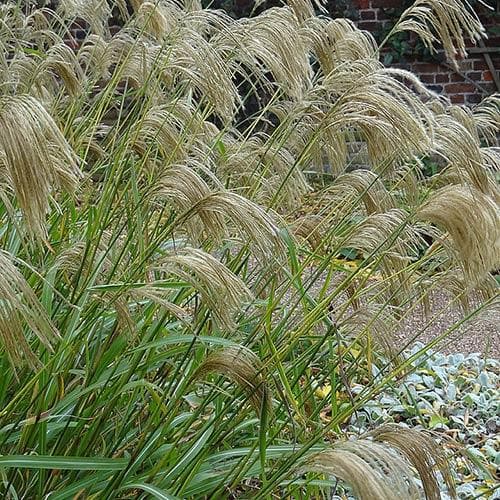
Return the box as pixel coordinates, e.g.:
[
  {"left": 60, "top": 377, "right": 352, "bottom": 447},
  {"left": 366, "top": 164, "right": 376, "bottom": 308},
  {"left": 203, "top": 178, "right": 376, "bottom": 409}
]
[
  {"left": 193, "top": 345, "right": 272, "bottom": 415},
  {"left": 0, "top": 95, "right": 81, "bottom": 239}
]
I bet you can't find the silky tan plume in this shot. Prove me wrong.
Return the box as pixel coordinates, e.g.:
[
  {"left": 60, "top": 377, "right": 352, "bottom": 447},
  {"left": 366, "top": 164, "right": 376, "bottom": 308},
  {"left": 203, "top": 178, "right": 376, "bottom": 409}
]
[
  {"left": 417, "top": 185, "right": 500, "bottom": 283},
  {"left": 193, "top": 345, "right": 272, "bottom": 415},
  {"left": 155, "top": 247, "right": 253, "bottom": 330},
  {"left": 0, "top": 95, "right": 81, "bottom": 239},
  {"left": 392, "top": 0, "right": 486, "bottom": 68},
  {"left": 303, "top": 424, "right": 456, "bottom": 500}
]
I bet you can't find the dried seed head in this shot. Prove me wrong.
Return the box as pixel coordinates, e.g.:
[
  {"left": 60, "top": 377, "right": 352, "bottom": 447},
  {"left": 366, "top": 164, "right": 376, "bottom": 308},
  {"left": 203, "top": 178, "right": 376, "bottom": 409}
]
[
  {"left": 213, "top": 7, "right": 312, "bottom": 101},
  {"left": 393, "top": 0, "right": 486, "bottom": 68},
  {"left": 195, "top": 191, "right": 286, "bottom": 262},
  {"left": 0, "top": 95, "right": 81, "bottom": 239},
  {"left": 339, "top": 304, "right": 401, "bottom": 362},
  {"left": 365, "top": 423, "right": 456, "bottom": 500},
  {"left": 57, "top": 0, "right": 111, "bottom": 36},
  {"left": 78, "top": 35, "right": 112, "bottom": 80},
  {"left": 328, "top": 170, "right": 394, "bottom": 215},
  {"left": 303, "top": 440, "right": 419, "bottom": 500},
  {"left": 473, "top": 94, "right": 500, "bottom": 145},
  {"left": 417, "top": 185, "right": 500, "bottom": 282},
  {"left": 155, "top": 247, "right": 253, "bottom": 330},
  {"left": 193, "top": 345, "right": 272, "bottom": 415},
  {"left": 304, "top": 425, "right": 456, "bottom": 500}
]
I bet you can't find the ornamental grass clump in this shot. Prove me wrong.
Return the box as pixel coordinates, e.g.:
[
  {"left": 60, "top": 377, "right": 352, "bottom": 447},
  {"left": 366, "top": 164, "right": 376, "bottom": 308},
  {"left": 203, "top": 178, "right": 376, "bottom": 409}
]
[{"left": 0, "top": 0, "right": 498, "bottom": 498}]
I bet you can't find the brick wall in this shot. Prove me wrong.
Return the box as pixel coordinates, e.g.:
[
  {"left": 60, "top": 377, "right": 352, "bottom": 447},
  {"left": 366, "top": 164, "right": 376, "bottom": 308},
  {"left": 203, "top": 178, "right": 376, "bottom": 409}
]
[
  {"left": 65, "top": 0, "right": 499, "bottom": 105},
  {"left": 352, "top": 0, "right": 500, "bottom": 104}
]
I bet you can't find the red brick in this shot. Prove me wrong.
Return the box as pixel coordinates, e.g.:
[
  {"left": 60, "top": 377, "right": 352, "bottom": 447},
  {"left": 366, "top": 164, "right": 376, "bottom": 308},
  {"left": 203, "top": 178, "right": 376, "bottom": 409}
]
[
  {"left": 466, "top": 71, "right": 482, "bottom": 81},
  {"left": 487, "top": 36, "right": 500, "bottom": 47},
  {"left": 372, "top": 0, "right": 400, "bottom": 7},
  {"left": 357, "top": 21, "right": 378, "bottom": 31},
  {"left": 450, "top": 73, "right": 466, "bottom": 83},
  {"left": 352, "top": 0, "right": 371, "bottom": 8},
  {"left": 481, "top": 82, "right": 496, "bottom": 93},
  {"left": 473, "top": 60, "right": 489, "bottom": 71},
  {"left": 465, "top": 93, "right": 482, "bottom": 104},
  {"left": 360, "top": 9, "right": 376, "bottom": 20},
  {"left": 435, "top": 73, "right": 449, "bottom": 83},
  {"left": 445, "top": 82, "right": 476, "bottom": 93},
  {"left": 482, "top": 70, "right": 494, "bottom": 82},
  {"left": 450, "top": 94, "right": 465, "bottom": 104},
  {"left": 420, "top": 74, "right": 435, "bottom": 84},
  {"left": 376, "top": 9, "right": 389, "bottom": 20},
  {"left": 412, "top": 62, "right": 441, "bottom": 74}
]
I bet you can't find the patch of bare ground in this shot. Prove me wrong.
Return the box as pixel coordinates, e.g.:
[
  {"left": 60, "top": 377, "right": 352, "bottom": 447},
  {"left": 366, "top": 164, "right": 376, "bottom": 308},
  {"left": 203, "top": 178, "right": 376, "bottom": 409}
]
[
  {"left": 395, "top": 289, "right": 499, "bottom": 358},
  {"left": 286, "top": 265, "right": 499, "bottom": 358}
]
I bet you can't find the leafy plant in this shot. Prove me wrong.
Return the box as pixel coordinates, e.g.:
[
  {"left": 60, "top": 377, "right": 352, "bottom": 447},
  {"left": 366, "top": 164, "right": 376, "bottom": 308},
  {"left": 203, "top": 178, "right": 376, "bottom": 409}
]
[{"left": 0, "top": 0, "right": 498, "bottom": 498}]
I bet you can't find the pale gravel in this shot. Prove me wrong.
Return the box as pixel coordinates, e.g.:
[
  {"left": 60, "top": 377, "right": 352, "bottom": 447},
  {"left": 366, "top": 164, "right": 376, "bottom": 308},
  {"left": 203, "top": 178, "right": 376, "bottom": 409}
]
[
  {"left": 395, "top": 289, "right": 499, "bottom": 358},
  {"left": 294, "top": 266, "right": 500, "bottom": 358}
]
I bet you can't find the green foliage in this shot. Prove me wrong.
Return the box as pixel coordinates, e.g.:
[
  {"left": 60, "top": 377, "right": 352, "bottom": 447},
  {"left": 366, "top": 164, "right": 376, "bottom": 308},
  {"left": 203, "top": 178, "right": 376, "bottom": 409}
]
[{"left": 0, "top": 0, "right": 498, "bottom": 498}]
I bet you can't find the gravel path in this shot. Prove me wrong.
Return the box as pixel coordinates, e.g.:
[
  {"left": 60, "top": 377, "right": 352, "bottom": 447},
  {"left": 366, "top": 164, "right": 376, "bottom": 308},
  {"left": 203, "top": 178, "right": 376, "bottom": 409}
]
[
  {"left": 296, "top": 265, "right": 500, "bottom": 358},
  {"left": 395, "top": 290, "right": 499, "bottom": 358}
]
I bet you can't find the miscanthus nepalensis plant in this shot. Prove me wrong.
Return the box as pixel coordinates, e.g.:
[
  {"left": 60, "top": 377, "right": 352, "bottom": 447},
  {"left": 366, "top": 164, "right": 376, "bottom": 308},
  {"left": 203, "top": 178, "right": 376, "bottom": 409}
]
[{"left": 0, "top": 0, "right": 498, "bottom": 498}]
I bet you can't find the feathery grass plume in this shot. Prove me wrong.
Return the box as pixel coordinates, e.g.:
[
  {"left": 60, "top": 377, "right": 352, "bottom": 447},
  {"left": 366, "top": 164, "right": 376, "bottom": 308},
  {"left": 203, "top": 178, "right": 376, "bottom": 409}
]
[
  {"left": 388, "top": 162, "right": 424, "bottom": 208},
  {"left": 130, "top": 101, "right": 215, "bottom": 161},
  {"left": 108, "top": 32, "right": 163, "bottom": 90},
  {"left": 432, "top": 108, "right": 497, "bottom": 197},
  {"left": 304, "top": 17, "right": 378, "bottom": 75},
  {"left": 269, "top": 98, "right": 349, "bottom": 176},
  {"left": 194, "top": 192, "right": 286, "bottom": 262},
  {"left": 168, "top": 31, "right": 239, "bottom": 123},
  {"left": 0, "top": 251, "right": 60, "bottom": 369},
  {"left": 0, "top": 95, "right": 81, "bottom": 238},
  {"left": 78, "top": 35, "right": 111, "bottom": 80},
  {"left": 41, "top": 42, "right": 85, "bottom": 97},
  {"left": 128, "top": 286, "right": 190, "bottom": 322},
  {"left": 343, "top": 209, "right": 418, "bottom": 299},
  {"left": 480, "top": 146, "right": 500, "bottom": 176},
  {"left": 0, "top": 3, "right": 25, "bottom": 51},
  {"left": 21, "top": 8, "right": 66, "bottom": 51},
  {"left": 344, "top": 209, "right": 413, "bottom": 262},
  {"left": 339, "top": 304, "right": 401, "bottom": 362},
  {"left": 383, "top": 67, "right": 447, "bottom": 103},
  {"left": 290, "top": 214, "right": 325, "bottom": 250},
  {"left": 327, "top": 170, "right": 394, "bottom": 215},
  {"left": 286, "top": 0, "right": 315, "bottom": 22},
  {"left": 365, "top": 423, "right": 456, "bottom": 500},
  {"left": 391, "top": 0, "right": 486, "bottom": 68},
  {"left": 52, "top": 241, "right": 88, "bottom": 278},
  {"left": 156, "top": 164, "right": 226, "bottom": 242},
  {"left": 320, "top": 62, "right": 434, "bottom": 167},
  {"left": 51, "top": 234, "right": 121, "bottom": 286},
  {"left": 135, "top": 1, "right": 171, "bottom": 40},
  {"left": 129, "top": 0, "right": 145, "bottom": 12},
  {"left": 192, "top": 345, "right": 272, "bottom": 415},
  {"left": 303, "top": 440, "right": 422, "bottom": 499},
  {"left": 2, "top": 53, "right": 46, "bottom": 99},
  {"left": 155, "top": 247, "right": 253, "bottom": 330},
  {"left": 132, "top": 0, "right": 239, "bottom": 120},
  {"left": 212, "top": 6, "right": 312, "bottom": 101},
  {"left": 57, "top": 0, "right": 111, "bottom": 37},
  {"left": 218, "top": 135, "right": 310, "bottom": 208},
  {"left": 473, "top": 94, "right": 500, "bottom": 145},
  {"left": 417, "top": 185, "right": 500, "bottom": 282}
]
